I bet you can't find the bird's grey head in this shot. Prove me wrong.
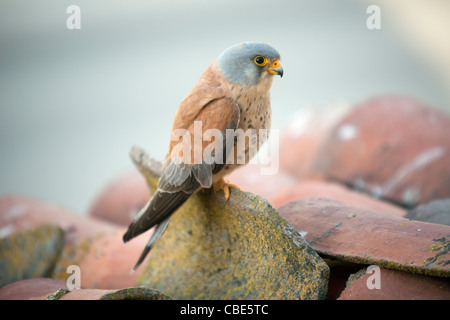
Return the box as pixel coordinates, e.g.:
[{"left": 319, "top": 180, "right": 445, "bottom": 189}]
[{"left": 217, "top": 41, "right": 283, "bottom": 87}]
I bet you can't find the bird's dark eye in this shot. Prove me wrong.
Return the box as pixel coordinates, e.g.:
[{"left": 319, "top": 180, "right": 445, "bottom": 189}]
[{"left": 254, "top": 56, "right": 268, "bottom": 67}]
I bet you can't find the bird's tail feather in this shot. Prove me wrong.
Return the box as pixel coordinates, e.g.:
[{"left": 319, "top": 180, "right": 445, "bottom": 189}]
[
  {"left": 131, "top": 216, "right": 171, "bottom": 271},
  {"left": 122, "top": 190, "right": 189, "bottom": 243},
  {"left": 123, "top": 189, "right": 192, "bottom": 270}
]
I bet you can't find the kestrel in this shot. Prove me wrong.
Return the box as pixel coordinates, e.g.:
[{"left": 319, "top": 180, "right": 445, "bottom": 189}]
[{"left": 123, "top": 42, "right": 283, "bottom": 270}]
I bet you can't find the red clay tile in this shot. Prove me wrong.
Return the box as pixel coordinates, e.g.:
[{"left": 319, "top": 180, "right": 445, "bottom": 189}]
[
  {"left": 278, "top": 198, "right": 450, "bottom": 277},
  {"left": 0, "top": 278, "right": 67, "bottom": 300},
  {"left": 74, "top": 230, "right": 152, "bottom": 289},
  {"left": 58, "top": 288, "right": 112, "bottom": 300},
  {"left": 279, "top": 102, "right": 352, "bottom": 179},
  {"left": 0, "top": 196, "right": 146, "bottom": 289},
  {"left": 0, "top": 195, "right": 118, "bottom": 244},
  {"left": 227, "top": 164, "right": 299, "bottom": 204},
  {"left": 326, "top": 261, "right": 362, "bottom": 300},
  {"left": 88, "top": 169, "right": 151, "bottom": 226},
  {"left": 338, "top": 267, "right": 450, "bottom": 300},
  {"left": 271, "top": 179, "right": 406, "bottom": 217},
  {"left": 314, "top": 95, "right": 450, "bottom": 207}
]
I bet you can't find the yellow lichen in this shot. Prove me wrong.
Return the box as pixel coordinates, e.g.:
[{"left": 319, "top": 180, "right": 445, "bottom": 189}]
[{"left": 132, "top": 147, "right": 330, "bottom": 300}]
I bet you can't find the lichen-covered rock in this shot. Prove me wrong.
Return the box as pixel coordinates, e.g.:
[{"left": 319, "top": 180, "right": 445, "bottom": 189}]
[
  {"left": 129, "top": 146, "right": 330, "bottom": 300},
  {"left": 56, "top": 286, "right": 171, "bottom": 300},
  {"left": 0, "top": 224, "right": 65, "bottom": 287},
  {"left": 279, "top": 198, "right": 450, "bottom": 277},
  {"left": 98, "top": 287, "right": 171, "bottom": 300}
]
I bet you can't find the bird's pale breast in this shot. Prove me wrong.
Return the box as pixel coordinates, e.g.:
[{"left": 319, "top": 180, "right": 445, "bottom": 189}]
[{"left": 215, "top": 77, "right": 273, "bottom": 179}]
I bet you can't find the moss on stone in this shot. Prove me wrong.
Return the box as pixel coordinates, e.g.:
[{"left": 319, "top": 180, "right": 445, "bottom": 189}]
[
  {"left": 131, "top": 146, "right": 330, "bottom": 300},
  {"left": 99, "top": 287, "right": 171, "bottom": 300},
  {"left": 0, "top": 224, "right": 65, "bottom": 287},
  {"left": 423, "top": 236, "right": 450, "bottom": 269},
  {"left": 52, "top": 235, "right": 93, "bottom": 281},
  {"left": 45, "top": 288, "right": 71, "bottom": 300}
]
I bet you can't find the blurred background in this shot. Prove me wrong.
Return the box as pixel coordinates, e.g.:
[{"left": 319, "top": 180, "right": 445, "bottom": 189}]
[{"left": 1, "top": 0, "right": 449, "bottom": 214}]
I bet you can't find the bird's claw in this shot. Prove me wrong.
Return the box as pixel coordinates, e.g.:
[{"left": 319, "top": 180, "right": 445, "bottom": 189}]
[{"left": 213, "top": 178, "right": 240, "bottom": 200}]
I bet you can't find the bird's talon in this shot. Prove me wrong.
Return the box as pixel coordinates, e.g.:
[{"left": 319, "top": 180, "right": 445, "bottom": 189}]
[
  {"left": 224, "top": 186, "right": 230, "bottom": 200},
  {"left": 213, "top": 178, "right": 240, "bottom": 200}
]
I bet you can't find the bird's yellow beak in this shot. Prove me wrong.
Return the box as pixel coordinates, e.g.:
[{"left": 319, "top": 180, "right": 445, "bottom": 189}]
[{"left": 267, "top": 60, "right": 283, "bottom": 77}]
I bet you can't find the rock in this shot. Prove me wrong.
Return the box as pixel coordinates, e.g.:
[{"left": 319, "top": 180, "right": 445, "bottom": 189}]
[
  {"left": 0, "top": 195, "right": 118, "bottom": 244},
  {"left": 0, "top": 224, "right": 65, "bottom": 287},
  {"left": 227, "top": 164, "right": 299, "bottom": 204},
  {"left": 314, "top": 95, "right": 450, "bottom": 207},
  {"left": 130, "top": 146, "right": 330, "bottom": 300},
  {"left": 279, "top": 101, "right": 353, "bottom": 179},
  {"left": 88, "top": 169, "right": 151, "bottom": 226},
  {"left": 406, "top": 198, "right": 450, "bottom": 226},
  {"left": 271, "top": 180, "right": 406, "bottom": 217},
  {"left": 278, "top": 198, "right": 450, "bottom": 277},
  {"left": 0, "top": 278, "right": 67, "bottom": 300},
  {"left": 57, "top": 287, "right": 171, "bottom": 300},
  {"left": 338, "top": 266, "right": 450, "bottom": 300}
]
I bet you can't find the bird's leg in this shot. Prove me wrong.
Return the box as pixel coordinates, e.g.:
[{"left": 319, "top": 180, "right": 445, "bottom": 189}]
[{"left": 212, "top": 178, "right": 241, "bottom": 200}]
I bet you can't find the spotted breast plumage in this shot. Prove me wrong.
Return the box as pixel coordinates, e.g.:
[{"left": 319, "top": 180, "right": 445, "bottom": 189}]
[{"left": 123, "top": 41, "right": 283, "bottom": 270}]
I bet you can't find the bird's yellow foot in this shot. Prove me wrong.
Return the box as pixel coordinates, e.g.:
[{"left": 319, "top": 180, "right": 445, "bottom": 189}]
[{"left": 212, "top": 178, "right": 241, "bottom": 200}]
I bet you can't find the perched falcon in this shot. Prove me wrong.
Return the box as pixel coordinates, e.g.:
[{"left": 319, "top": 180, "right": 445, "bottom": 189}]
[{"left": 123, "top": 41, "right": 283, "bottom": 270}]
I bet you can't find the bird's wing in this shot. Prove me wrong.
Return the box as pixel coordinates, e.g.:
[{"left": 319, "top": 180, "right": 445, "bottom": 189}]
[{"left": 122, "top": 97, "right": 240, "bottom": 244}]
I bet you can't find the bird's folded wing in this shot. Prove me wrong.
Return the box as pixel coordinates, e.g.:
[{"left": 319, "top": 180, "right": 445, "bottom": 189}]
[{"left": 123, "top": 97, "right": 240, "bottom": 242}]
